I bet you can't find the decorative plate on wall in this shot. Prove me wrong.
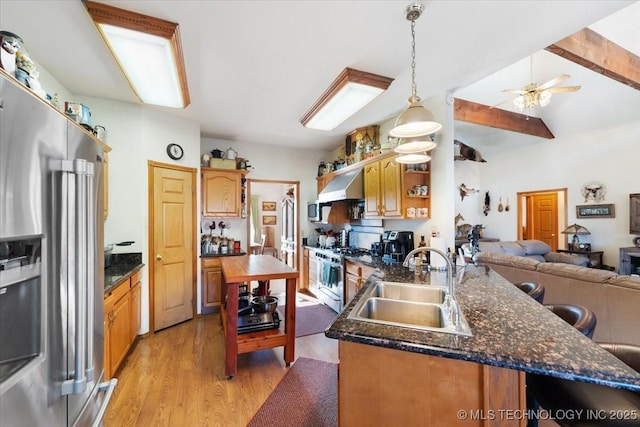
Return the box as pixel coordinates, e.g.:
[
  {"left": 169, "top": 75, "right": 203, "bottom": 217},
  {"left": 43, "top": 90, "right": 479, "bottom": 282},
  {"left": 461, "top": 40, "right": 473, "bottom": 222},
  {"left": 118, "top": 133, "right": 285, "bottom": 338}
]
[{"left": 580, "top": 181, "right": 606, "bottom": 203}]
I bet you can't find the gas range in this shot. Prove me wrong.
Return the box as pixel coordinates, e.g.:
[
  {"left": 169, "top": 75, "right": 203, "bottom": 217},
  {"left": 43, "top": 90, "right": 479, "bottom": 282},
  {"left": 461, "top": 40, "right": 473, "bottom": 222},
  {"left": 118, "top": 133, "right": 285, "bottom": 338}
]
[{"left": 314, "top": 246, "right": 371, "bottom": 260}]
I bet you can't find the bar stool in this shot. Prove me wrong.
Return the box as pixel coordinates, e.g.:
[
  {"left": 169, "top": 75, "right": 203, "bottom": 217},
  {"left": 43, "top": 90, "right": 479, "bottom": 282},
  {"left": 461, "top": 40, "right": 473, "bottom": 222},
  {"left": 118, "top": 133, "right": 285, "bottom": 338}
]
[
  {"left": 526, "top": 303, "right": 597, "bottom": 427},
  {"left": 514, "top": 282, "right": 545, "bottom": 304},
  {"left": 526, "top": 343, "right": 640, "bottom": 427},
  {"left": 544, "top": 303, "right": 597, "bottom": 339}
]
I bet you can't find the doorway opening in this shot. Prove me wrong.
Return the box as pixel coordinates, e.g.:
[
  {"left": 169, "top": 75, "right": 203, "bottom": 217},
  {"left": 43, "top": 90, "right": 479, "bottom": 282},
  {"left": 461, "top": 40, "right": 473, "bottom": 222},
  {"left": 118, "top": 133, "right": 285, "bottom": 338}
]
[
  {"left": 517, "top": 188, "right": 567, "bottom": 251},
  {"left": 246, "top": 179, "right": 300, "bottom": 275}
]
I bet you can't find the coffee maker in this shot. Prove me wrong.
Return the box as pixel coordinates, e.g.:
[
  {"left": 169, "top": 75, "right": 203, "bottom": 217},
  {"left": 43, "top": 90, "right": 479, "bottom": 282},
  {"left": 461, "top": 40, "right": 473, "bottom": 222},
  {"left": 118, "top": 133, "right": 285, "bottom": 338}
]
[{"left": 382, "top": 230, "right": 414, "bottom": 263}]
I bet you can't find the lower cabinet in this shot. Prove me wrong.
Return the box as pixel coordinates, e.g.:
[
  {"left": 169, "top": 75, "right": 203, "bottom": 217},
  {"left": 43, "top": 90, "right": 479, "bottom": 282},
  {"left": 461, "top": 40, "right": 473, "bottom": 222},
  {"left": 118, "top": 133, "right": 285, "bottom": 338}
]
[
  {"left": 202, "top": 257, "right": 222, "bottom": 314},
  {"left": 104, "top": 269, "right": 143, "bottom": 380},
  {"left": 345, "top": 260, "right": 375, "bottom": 305},
  {"left": 302, "top": 248, "right": 318, "bottom": 297},
  {"left": 339, "top": 341, "right": 526, "bottom": 426}
]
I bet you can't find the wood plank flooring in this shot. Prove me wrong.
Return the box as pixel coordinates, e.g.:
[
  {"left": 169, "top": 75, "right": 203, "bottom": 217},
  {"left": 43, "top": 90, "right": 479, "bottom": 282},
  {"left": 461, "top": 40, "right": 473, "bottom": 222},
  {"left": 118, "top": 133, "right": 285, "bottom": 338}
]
[{"left": 103, "top": 311, "right": 338, "bottom": 426}]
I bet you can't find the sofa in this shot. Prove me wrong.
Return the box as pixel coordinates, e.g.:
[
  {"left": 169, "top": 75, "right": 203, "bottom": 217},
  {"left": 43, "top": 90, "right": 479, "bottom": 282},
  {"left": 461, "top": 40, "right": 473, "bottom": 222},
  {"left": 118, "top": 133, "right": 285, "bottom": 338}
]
[
  {"left": 477, "top": 240, "right": 590, "bottom": 266},
  {"left": 477, "top": 250, "right": 640, "bottom": 346}
]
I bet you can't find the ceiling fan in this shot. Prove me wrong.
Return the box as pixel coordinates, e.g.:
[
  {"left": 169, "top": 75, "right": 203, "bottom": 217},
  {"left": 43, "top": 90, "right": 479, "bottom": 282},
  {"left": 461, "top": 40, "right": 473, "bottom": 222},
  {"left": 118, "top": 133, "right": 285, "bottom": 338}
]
[{"left": 492, "top": 56, "right": 581, "bottom": 111}]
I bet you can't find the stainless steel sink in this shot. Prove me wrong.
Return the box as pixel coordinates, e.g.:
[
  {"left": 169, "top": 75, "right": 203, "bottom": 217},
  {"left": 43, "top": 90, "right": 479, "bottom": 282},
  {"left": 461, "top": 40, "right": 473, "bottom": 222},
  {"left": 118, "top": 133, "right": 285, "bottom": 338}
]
[
  {"left": 370, "top": 281, "right": 445, "bottom": 304},
  {"left": 347, "top": 281, "right": 473, "bottom": 336},
  {"left": 353, "top": 298, "right": 445, "bottom": 328}
]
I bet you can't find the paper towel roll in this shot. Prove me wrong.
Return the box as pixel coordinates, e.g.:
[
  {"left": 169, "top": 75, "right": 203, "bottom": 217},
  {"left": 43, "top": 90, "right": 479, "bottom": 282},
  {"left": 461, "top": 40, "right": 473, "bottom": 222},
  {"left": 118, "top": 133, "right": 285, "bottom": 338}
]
[{"left": 429, "top": 236, "right": 448, "bottom": 269}]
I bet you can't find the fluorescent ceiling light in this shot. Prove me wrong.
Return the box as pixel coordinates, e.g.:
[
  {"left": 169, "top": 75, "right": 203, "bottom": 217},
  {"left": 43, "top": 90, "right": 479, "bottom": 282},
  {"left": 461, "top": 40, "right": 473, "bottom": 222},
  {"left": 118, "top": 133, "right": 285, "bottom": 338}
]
[
  {"left": 84, "top": 1, "right": 190, "bottom": 109},
  {"left": 300, "top": 68, "right": 393, "bottom": 131}
]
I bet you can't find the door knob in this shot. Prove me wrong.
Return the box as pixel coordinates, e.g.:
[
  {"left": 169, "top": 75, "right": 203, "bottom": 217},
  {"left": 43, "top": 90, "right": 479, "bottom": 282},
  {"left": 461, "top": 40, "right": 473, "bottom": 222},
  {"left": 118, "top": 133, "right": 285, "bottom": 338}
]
[{"left": 156, "top": 254, "right": 163, "bottom": 260}]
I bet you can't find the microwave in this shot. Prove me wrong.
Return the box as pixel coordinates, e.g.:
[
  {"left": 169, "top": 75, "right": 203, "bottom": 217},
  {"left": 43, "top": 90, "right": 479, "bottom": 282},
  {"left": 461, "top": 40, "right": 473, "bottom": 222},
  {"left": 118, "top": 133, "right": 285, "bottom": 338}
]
[{"left": 308, "top": 201, "right": 331, "bottom": 222}]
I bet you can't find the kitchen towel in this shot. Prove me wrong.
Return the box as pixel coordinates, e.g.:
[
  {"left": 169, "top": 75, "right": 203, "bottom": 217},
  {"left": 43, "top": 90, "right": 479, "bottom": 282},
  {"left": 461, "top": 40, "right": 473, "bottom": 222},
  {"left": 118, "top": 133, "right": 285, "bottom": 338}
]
[{"left": 429, "top": 236, "right": 448, "bottom": 269}]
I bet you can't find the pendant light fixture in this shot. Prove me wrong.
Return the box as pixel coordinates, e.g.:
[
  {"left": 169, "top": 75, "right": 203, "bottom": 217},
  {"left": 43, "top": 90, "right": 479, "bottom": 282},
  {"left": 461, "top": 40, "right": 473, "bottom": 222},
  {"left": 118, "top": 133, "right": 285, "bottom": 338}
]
[{"left": 390, "top": 3, "right": 442, "bottom": 142}]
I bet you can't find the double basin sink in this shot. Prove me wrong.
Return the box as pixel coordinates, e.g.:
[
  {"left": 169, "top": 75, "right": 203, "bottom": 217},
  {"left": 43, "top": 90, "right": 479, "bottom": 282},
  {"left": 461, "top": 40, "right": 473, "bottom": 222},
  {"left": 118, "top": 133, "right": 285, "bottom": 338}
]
[{"left": 347, "top": 281, "right": 473, "bottom": 336}]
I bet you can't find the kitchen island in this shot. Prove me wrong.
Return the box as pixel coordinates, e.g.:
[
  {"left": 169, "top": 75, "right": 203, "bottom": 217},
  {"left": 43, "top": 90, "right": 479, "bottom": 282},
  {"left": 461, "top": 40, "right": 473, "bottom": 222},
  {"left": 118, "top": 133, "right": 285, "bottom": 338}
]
[
  {"left": 326, "top": 262, "right": 640, "bottom": 426},
  {"left": 220, "top": 254, "right": 298, "bottom": 378}
]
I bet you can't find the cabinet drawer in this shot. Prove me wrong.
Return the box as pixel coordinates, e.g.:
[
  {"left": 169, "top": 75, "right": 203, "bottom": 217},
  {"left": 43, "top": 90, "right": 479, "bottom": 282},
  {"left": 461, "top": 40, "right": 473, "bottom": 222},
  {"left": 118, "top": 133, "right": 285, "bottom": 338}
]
[
  {"left": 105, "top": 277, "right": 130, "bottom": 303},
  {"left": 345, "top": 261, "right": 362, "bottom": 276},
  {"left": 202, "top": 257, "right": 221, "bottom": 269},
  {"left": 130, "top": 269, "right": 142, "bottom": 287}
]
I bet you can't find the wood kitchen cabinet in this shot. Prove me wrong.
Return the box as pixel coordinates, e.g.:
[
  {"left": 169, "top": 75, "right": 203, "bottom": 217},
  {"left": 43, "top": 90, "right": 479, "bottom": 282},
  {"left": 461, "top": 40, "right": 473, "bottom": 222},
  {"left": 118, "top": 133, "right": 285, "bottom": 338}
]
[
  {"left": 103, "top": 152, "right": 109, "bottom": 220},
  {"left": 345, "top": 259, "right": 375, "bottom": 305},
  {"left": 103, "top": 269, "right": 143, "bottom": 380},
  {"left": 201, "top": 168, "right": 248, "bottom": 218},
  {"left": 363, "top": 153, "right": 403, "bottom": 219},
  {"left": 339, "top": 341, "right": 525, "bottom": 426},
  {"left": 201, "top": 257, "right": 222, "bottom": 314},
  {"left": 402, "top": 162, "right": 430, "bottom": 219},
  {"left": 302, "top": 248, "right": 318, "bottom": 297}
]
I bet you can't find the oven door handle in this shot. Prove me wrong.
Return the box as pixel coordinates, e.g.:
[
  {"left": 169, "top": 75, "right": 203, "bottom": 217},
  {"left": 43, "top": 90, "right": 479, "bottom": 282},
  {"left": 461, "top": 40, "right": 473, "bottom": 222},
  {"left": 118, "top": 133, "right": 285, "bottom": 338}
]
[{"left": 318, "top": 286, "right": 341, "bottom": 302}]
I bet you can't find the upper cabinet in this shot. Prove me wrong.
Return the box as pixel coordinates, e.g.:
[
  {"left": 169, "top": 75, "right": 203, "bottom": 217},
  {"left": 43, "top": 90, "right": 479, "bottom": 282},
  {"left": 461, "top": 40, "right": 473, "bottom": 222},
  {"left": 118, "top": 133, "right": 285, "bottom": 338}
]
[
  {"left": 401, "top": 162, "right": 430, "bottom": 219},
  {"left": 363, "top": 153, "right": 403, "bottom": 219},
  {"left": 201, "top": 168, "right": 248, "bottom": 218}
]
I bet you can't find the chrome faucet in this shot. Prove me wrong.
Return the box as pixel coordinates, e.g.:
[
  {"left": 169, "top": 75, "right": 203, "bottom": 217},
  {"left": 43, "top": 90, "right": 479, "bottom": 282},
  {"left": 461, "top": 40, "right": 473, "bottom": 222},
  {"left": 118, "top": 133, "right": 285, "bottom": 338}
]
[{"left": 402, "top": 247, "right": 461, "bottom": 330}]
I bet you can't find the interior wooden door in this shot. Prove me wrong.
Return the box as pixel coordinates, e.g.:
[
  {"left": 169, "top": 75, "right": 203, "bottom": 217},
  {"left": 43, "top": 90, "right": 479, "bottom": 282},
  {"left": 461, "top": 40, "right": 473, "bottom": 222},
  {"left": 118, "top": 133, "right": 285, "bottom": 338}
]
[
  {"left": 150, "top": 162, "right": 196, "bottom": 331},
  {"left": 525, "top": 193, "right": 559, "bottom": 251}
]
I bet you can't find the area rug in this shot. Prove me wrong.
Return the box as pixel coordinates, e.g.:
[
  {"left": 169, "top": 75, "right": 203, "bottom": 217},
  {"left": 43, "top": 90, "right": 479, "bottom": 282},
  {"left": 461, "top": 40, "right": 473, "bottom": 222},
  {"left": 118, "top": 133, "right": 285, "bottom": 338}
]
[
  {"left": 247, "top": 357, "right": 338, "bottom": 427},
  {"left": 279, "top": 296, "right": 337, "bottom": 337}
]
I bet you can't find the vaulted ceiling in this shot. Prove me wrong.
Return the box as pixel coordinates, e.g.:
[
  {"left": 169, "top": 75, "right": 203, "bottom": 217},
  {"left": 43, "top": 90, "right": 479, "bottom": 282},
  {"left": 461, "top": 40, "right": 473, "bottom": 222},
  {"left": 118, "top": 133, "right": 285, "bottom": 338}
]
[{"left": 1, "top": 1, "right": 638, "bottom": 154}]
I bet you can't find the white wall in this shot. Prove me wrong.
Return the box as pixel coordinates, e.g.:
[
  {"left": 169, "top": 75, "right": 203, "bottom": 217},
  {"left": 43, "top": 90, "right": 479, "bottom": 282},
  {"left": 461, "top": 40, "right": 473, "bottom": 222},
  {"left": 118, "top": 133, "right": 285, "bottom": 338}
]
[
  {"left": 458, "top": 119, "right": 640, "bottom": 269},
  {"left": 201, "top": 137, "right": 328, "bottom": 240},
  {"left": 77, "top": 95, "right": 201, "bottom": 334}
]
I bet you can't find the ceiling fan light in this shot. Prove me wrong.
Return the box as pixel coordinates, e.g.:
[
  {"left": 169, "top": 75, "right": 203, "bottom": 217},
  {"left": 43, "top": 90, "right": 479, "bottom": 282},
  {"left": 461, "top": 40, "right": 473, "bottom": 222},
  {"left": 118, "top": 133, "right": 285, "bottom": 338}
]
[
  {"left": 395, "top": 153, "right": 431, "bottom": 164},
  {"left": 389, "top": 99, "right": 442, "bottom": 138},
  {"left": 394, "top": 136, "right": 437, "bottom": 154},
  {"left": 513, "top": 95, "right": 525, "bottom": 111},
  {"left": 539, "top": 90, "right": 552, "bottom": 107}
]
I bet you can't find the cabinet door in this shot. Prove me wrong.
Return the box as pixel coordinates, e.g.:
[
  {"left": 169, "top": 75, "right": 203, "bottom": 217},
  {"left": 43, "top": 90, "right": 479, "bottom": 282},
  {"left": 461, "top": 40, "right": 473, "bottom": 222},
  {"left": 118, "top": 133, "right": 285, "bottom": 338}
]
[
  {"left": 345, "top": 273, "right": 360, "bottom": 305},
  {"left": 202, "top": 258, "right": 222, "bottom": 313},
  {"left": 103, "top": 152, "right": 109, "bottom": 220},
  {"left": 130, "top": 283, "right": 141, "bottom": 342},
  {"left": 364, "top": 161, "right": 381, "bottom": 218},
  {"left": 302, "top": 249, "right": 310, "bottom": 289},
  {"left": 380, "top": 157, "right": 402, "bottom": 217},
  {"left": 202, "top": 169, "right": 241, "bottom": 217},
  {"left": 103, "top": 296, "right": 114, "bottom": 380},
  {"left": 109, "top": 292, "right": 131, "bottom": 376}
]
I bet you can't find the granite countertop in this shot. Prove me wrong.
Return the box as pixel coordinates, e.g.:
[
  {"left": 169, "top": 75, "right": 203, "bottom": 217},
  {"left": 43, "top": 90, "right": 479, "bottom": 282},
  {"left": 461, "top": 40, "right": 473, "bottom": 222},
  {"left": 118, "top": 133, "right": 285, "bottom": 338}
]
[
  {"left": 326, "top": 262, "right": 640, "bottom": 392},
  {"left": 104, "top": 252, "right": 144, "bottom": 294}
]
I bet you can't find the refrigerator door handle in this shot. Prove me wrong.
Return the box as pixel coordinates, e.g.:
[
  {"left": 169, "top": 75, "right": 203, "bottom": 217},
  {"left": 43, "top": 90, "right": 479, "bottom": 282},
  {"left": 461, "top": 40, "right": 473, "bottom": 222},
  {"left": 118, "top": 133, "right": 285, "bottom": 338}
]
[
  {"left": 91, "top": 379, "right": 118, "bottom": 427},
  {"left": 85, "top": 162, "right": 95, "bottom": 382},
  {"left": 61, "top": 159, "right": 90, "bottom": 396}
]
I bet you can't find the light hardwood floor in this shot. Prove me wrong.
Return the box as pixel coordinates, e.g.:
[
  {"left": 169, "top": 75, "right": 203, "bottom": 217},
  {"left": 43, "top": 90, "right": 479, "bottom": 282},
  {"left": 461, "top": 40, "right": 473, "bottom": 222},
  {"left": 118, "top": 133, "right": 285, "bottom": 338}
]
[{"left": 103, "top": 293, "right": 338, "bottom": 426}]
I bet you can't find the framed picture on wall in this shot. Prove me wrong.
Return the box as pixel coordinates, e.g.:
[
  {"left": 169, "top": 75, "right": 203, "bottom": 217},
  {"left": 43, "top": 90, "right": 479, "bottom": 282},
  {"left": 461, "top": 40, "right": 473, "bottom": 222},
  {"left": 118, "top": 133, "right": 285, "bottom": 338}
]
[
  {"left": 631, "top": 193, "right": 640, "bottom": 234},
  {"left": 262, "top": 201, "right": 276, "bottom": 211},
  {"left": 576, "top": 204, "right": 615, "bottom": 219},
  {"left": 262, "top": 215, "right": 277, "bottom": 226}
]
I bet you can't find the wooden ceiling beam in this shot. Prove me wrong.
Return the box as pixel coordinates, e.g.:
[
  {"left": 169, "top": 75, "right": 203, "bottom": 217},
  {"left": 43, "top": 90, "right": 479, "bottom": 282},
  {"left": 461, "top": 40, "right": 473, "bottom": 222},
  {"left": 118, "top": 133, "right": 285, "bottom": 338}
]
[
  {"left": 454, "top": 98, "right": 554, "bottom": 139},
  {"left": 545, "top": 27, "right": 640, "bottom": 91}
]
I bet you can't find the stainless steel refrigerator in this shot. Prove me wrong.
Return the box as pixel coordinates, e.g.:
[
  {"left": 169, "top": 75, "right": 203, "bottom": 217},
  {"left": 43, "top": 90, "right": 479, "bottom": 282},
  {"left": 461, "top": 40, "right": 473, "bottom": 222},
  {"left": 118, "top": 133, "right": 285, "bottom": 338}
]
[{"left": 0, "top": 73, "right": 117, "bottom": 426}]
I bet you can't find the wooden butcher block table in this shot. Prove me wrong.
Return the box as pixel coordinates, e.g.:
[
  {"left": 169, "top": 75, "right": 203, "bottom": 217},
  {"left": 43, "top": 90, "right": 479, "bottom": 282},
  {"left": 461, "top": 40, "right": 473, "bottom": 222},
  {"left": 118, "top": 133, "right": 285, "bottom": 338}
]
[{"left": 220, "top": 255, "right": 298, "bottom": 378}]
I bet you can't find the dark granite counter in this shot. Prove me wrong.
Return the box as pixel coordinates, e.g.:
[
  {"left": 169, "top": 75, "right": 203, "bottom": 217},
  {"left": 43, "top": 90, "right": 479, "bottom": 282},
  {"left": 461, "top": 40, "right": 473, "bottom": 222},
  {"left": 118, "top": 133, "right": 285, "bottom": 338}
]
[
  {"left": 104, "top": 252, "right": 144, "bottom": 294},
  {"left": 326, "top": 262, "right": 640, "bottom": 392}
]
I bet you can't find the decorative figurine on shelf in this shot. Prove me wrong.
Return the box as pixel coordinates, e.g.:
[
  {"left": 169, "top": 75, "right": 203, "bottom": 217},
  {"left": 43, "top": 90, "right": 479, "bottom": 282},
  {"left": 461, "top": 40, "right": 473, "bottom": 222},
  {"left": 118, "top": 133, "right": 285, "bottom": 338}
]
[{"left": 0, "top": 31, "right": 21, "bottom": 76}]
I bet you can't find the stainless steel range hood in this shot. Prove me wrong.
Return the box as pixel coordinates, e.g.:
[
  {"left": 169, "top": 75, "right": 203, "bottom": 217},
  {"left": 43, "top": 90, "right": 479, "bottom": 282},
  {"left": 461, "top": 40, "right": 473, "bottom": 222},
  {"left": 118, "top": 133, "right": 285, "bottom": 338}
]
[{"left": 318, "top": 168, "right": 364, "bottom": 203}]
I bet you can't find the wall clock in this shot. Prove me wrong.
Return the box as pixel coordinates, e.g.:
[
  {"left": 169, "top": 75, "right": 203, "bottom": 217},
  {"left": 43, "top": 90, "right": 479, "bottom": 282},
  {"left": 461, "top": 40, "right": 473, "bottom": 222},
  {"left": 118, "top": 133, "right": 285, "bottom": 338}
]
[
  {"left": 581, "top": 181, "right": 606, "bottom": 203},
  {"left": 166, "top": 143, "right": 184, "bottom": 160}
]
